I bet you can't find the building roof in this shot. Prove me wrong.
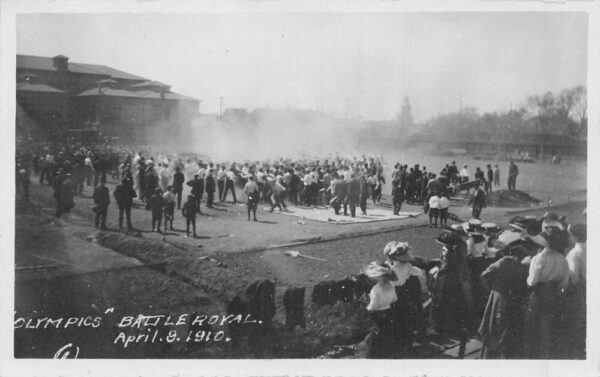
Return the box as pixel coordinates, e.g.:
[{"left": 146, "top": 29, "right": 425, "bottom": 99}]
[
  {"left": 131, "top": 80, "right": 170, "bottom": 88},
  {"left": 17, "top": 82, "right": 66, "bottom": 94},
  {"left": 17, "top": 54, "right": 148, "bottom": 81},
  {"left": 76, "top": 87, "right": 198, "bottom": 102}
]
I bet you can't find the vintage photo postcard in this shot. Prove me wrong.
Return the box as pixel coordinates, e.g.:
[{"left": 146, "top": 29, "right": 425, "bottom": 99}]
[{"left": 1, "top": 0, "right": 599, "bottom": 376}]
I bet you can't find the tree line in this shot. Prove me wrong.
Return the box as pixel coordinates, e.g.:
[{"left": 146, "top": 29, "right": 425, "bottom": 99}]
[{"left": 419, "top": 86, "right": 587, "bottom": 143}]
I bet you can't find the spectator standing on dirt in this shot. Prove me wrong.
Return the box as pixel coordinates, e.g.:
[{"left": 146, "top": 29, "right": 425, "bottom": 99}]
[
  {"left": 93, "top": 178, "right": 110, "bottom": 229},
  {"left": 114, "top": 178, "right": 136, "bottom": 231},
  {"left": 182, "top": 195, "right": 197, "bottom": 238},
  {"left": 468, "top": 182, "right": 486, "bottom": 219},
  {"left": 244, "top": 175, "right": 260, "bottom": 222},
  {"left": 486, "top": 165, "right": 493, "bottom": 193},
  {"left": 270, "top": 176, "right": 287, "bottom": 212},
  {"left": 391, "top": 179, "right": 404, "bottom": 215},
  {"left": 149, "top": 188, "right": 164, "bottom": 232},
  {"left": 359, "top": 174, "right": 370, "bottom": 216},
  {"left": 172, "top": 166, "right": 184, "bottom": 209},
  {"left": 508, "top": 161, "right": 519, "bottom": 191},
  {"left": 205, "top": 168, "right": 216, "bottom": 209},
  {"left": 428, "top": 193, "right": 440, "bottom": 227},
  {"left": 438, "top": 191, "right": 450, "bottom": 227},
  {"left": 346, "top": 173, "right": 361, "bottom": 218},
  {"left": 223, "top": 168, "right": 238, "bottom": 204},
  {"left": 475, "top": 167, "right": 485, "bottom": 183},
  {"left": 144, "top": 163, "right": 159, "bottom": 209},
  {"left": 162, "top": 186, "right": 176, "bottom": 232},
  {"left": 331, "top": 173, "right": 348, "bottom": 215},
  {"left": 84, "top": 152, "right": 94, "bottom": 186},
  {"left": 448, "top": 161, "right": 459, "bottom": 183},
  {"left": 187, "top": 174, "right": 204, "bottom": 213},
  {"left": 459, "top": 164, "right": 469, "bottom": 183},
  {"left": 493, "top": 165, "right": 500, "bottom": 188},
  {"left": 217, "top": 164, "right": 227, "bottom": 202}
]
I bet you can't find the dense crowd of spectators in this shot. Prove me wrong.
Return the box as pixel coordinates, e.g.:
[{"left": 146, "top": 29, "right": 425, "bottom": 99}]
[{"left": 363, "top": 214, "right": 586, "bottom": 359}]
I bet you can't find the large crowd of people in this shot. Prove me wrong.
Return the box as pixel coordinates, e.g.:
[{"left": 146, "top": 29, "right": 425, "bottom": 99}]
[
  {"left": 15, "top": 135, "right": 524, "bottom": 230},
  {"left": 15, "top": 138, "right": 584, "bottom": 360},
  {"left": 363, "top": 214, "right": 586, "bottom": 359}
]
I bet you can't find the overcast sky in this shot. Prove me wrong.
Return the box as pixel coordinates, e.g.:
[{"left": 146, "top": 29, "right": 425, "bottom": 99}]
[{"left": 17, "top": 12, "right": 587, "bottom": 122}]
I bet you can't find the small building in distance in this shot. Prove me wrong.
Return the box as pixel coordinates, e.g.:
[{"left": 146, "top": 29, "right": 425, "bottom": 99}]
[{"left": 16, "top": 54, "right": 200, "bottom": 142}]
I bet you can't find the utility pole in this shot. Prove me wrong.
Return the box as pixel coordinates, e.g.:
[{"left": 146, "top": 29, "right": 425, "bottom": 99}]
[{"left": 219, "top": 97, "right": 223, "bottom": 117}]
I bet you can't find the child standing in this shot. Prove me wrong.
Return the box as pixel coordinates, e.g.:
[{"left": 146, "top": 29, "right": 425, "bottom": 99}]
[
  {"left": 428, "top": 193, "right": 440, "bottom": 227},
  {"left": 438, "top": 191, "right": 450, "bottom": 227}
]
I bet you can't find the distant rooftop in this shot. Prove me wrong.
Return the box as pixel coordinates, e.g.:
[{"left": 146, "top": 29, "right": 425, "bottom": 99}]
[
  {"left": 17, "top": 82, "right": 66, "bottom": 94},
  {"left": 77, "top": 87, "right": 198, "bottom": 102},
  {"left": 17, "top": 54, "right": 148, "bottom": 81}
]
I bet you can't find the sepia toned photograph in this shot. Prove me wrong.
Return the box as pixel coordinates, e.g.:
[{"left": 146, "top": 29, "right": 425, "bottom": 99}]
[{"left": 5, "top": 2, "right": 595, "bottom": 371}]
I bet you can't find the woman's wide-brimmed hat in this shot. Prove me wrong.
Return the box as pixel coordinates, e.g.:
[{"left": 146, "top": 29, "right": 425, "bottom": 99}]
[
  {"left": 364, "top": 261, "right": 397, "bottom": 281},
  {"left": 469, "top": 232, "right": 487, "bottom": 243},
  {"left": 482, "top": 222, "right": 501, "bottom": 235},
  {"left": 507, "top": 216, "right": 527, "bottom": 232},
  {"left": 523, "top": 233, "right": 548, "bottom": 248},
  {"left": 435, "top": 231, "right": 459, "bottom": 247},
  {"left": 448, "top": 224, "right": 465, "bottom": 234},
  {"left": 462, "top": 218, "right": 483, "bottom": 233},
  {"left": 383, "top": 241, "right": 414, "bottom": 262},
  {"left": 497, "top": 229, "right": 523, "bottom": 246}
]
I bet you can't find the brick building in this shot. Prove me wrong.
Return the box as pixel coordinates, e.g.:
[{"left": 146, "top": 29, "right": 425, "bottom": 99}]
[{"left": 16, "top": 54, "right": 200, "bottom": 142}]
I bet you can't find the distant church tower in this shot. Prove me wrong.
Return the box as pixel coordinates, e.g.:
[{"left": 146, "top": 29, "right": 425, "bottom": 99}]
[{"left": 399, "top": 97, "right": 413, "bottom": 136}]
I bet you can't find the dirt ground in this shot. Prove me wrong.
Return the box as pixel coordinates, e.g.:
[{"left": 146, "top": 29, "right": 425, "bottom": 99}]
[{"left": 14, "top": 175, "right": 586, "bottom": 359}]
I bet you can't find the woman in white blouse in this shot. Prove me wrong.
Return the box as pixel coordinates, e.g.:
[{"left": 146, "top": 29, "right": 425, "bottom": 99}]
[
  {"left": 522, "top": 226, "right": 570, "bottom": 359},
  {"left": 364, "top": 261, "right": 398, "bottom": 359}
]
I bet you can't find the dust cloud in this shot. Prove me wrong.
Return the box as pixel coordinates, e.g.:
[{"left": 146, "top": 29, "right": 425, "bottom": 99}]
[{"left": 186, "top": 109, "right": 366, "bottom": 163}]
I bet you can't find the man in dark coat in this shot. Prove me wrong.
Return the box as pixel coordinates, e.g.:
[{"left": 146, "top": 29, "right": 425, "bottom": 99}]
[
  {"left": 187, "top": 174, "right": 204, "bottom": 213},
  {"left": 392, "top": 179, "right": 404, "bottom": 215},
  {"left": 93, "top": 178, "right": 110, "bottom": 229},
  {"left": 149, "top": 188, "right": 164, "bottom": 232},
  {"left": 405, "top": 168, "right": 416, "bottom": 203},
  {"left": 475, "top": 167, "right": 485, "bottom": 183},
  {"left": 468, "top": 182, "right": 487, "bottom": 219},
  {"left": 205, "top": 169, "right": 216, "bottom": 209},
  {"left": 182, "top": 194, "right": 197, "bottom": 238},
  {"left": 144, "top": 165, "right": 159, "bottom": 209},
  {"left": 486, "top": 164, "right": 494, "bottom": 193},
  {"left": 136, "top": 160, "right": 146, "bottom": 199},
  {"left": 508, "top": 161, "right": 519, "bottom": 191},
  {"left": 172, "top": 166, "right": 185, "bottom": 209},
  {"left": 346, "top": 174, "right": 360, "bottom": 218},
  {"left": 114, "top": 178, "right": 136, "bottom": 230},
  {"left": 331, "top": 174, "right": 348, "bottom": 215},
  {"left": 359, "top": 175, "right": 369, "bottom": 215}
]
